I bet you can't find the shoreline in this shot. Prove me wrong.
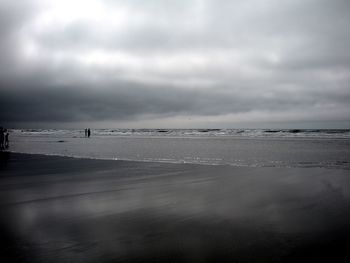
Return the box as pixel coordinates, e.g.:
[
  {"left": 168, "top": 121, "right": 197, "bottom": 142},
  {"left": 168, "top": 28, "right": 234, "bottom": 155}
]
[
  {"left": 8, "top": 134, "right": 350, "bottom": 170},
  {"left": 6, "top": 149, "right": 350, "bottom": 170},
  {"left": 1, "top": 152, "right": 350, "bottom": 262}
]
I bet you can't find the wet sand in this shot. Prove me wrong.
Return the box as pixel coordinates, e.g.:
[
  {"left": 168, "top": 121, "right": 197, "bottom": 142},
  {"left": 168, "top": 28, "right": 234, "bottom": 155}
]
[{"left": 1, "top": 152, "right": 350, "bottom": 262}]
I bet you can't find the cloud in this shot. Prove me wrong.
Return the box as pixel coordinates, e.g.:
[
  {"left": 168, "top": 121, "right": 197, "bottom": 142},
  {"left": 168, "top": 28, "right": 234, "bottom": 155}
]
[{"left": 0, "top": 0, "right": 350, "bottom": 128}]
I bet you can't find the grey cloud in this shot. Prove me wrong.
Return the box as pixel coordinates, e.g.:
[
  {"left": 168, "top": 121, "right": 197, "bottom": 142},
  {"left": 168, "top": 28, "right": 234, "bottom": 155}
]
[
  {"left": 1, "top": 75, "right": 349, "bottom": 125},
  {"left": 26, "top": 0, "right": 350, "bottom": 76},
  {"left": 0, "top": 0, "right": 350, "bottom": 127}
]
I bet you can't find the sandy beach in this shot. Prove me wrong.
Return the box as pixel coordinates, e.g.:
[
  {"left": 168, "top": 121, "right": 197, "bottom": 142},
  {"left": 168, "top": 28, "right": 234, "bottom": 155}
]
[{"left": 1, "top": 151, "right": 350, "bottom": 262}]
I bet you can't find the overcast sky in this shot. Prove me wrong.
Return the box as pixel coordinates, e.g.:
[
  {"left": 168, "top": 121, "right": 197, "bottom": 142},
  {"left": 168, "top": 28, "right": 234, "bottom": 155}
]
[{"left": 0, "top": 0, "right": 349, "bottom": 128}]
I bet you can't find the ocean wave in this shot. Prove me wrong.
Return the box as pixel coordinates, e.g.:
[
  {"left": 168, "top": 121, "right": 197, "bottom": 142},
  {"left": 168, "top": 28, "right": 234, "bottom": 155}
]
[{"left": 12, "top": 128, "right": 350, "bottom": 139}]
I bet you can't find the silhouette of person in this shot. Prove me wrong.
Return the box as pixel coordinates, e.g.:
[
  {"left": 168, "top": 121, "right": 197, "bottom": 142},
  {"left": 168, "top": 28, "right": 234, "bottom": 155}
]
[
  {"left": 84, "top": 128, "right": 87, "bottom": 137},
  {"left": 5, "top": 130, "right": 9, "bottom": 149},
  {"left": 87, "top": 129, "right": 91, "bottom": 138},
  {"left": 0, "top": 127, "right": 4, "bottom": 150}
]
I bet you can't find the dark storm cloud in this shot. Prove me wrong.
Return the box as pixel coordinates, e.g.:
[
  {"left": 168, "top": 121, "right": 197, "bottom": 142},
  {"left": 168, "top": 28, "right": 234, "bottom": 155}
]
[
  {"left": 1, "top": 77, "right": 349, "bottom": 125},
  {"left": 0, "top": 0, "right": 350, "bottom": 127}
]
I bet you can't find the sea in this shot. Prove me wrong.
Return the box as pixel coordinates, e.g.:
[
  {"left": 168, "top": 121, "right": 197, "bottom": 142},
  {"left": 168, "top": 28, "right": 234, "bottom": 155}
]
[{"left": 8, "top": 128, "right": 350, "bottom": 170}]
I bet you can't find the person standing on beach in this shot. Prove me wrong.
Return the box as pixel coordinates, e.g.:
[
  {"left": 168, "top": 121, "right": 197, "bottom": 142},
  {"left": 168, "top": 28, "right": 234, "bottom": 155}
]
[
  {"left": 5, "top": 130, "right": 9, "bottom": 149},
  {"left": 88, "top": 129, "right": 91, "bottom": 138},
  {"left": 0, "top": 127, "right": 4, "bottom": 150},
  {"left": 84, "top": 128, "right": 87, "bottom": 137}
]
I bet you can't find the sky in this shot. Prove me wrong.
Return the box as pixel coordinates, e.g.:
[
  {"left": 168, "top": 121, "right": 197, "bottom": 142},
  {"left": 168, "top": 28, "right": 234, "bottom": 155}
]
[{"left": 0, "top": 0, "right": 349, "bottom": 129}]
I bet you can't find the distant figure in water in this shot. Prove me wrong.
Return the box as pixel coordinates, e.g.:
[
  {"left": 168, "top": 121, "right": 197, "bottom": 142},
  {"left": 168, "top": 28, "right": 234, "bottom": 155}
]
[
  {"left": 88, "top": 128, "right": 91, "bottom": 138},
  {"left": 84, "top": 128, "right": 88, "bottom": 137},
  {"left": 0, "top": 127, "right": 4, "bottom": 149},
  {"left": 5, "top": 130, "right": 9, "bottom": 148}
]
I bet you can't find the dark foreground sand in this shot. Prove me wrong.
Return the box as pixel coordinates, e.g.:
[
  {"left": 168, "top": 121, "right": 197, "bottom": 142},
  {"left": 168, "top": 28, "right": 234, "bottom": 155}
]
[{"left": 1, "top": 152, "right": 350, "bottom": 262}]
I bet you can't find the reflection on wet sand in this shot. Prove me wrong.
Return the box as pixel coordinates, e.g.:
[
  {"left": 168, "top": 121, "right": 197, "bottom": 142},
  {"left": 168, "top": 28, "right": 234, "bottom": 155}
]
[{"left": 1, "top": 153, "right": 350, "bottom": 262}]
